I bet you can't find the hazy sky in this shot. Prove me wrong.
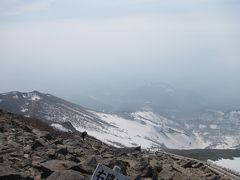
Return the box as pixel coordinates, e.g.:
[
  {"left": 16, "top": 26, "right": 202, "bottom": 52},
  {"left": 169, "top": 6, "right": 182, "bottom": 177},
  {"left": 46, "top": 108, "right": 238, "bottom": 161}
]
[{"left": 0, "top": 0, "right": 239, "bottom": 103}]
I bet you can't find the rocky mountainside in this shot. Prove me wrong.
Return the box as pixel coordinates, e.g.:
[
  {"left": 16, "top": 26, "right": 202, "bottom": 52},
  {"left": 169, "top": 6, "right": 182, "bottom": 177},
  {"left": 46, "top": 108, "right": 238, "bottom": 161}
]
[
  {"left": 0, "top": 110, "right": 237, "bottom": 180},
  {"left": 0, "top": 91, "right": 103, "bottom": 127}
]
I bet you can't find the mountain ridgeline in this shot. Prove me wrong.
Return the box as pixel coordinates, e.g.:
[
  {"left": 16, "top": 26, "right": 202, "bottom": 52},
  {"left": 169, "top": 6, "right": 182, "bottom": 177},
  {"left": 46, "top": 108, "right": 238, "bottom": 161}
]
[{"left": 76, "top": 83, "right": 207, "bottom": 119}]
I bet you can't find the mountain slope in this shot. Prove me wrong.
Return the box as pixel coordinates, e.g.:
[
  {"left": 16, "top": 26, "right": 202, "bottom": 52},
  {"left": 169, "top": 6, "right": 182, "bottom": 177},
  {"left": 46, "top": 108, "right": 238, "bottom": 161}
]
[
  {"left": 0, "top": 91, "right": 239, "bottom": 149},
  {"left": 1, "top": 110, "right": 236, "bottom": 180},
  {"left": 0, "top": 91, "right": 203, "bottom": 149},
  {"left": 84, "top": 111, "right": 208, "bottom": 149},
  {"left": 0, "top": 91, "right": 107, "bottom": 130}
]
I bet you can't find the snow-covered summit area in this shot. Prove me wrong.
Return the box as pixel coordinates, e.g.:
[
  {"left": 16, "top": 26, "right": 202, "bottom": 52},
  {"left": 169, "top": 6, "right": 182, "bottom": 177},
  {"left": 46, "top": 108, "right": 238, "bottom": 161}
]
[
  {"left": 0, "top": 91, "right": 42, "bottom": 101},
  {"left": 22, "top": 92, "right": 42, "bottom": 101}
]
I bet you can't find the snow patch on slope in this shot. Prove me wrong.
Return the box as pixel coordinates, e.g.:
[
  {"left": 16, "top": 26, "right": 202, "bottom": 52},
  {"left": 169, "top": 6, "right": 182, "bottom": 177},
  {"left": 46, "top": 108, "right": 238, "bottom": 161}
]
[
  {"left": 214, "top": 136, "right": 240, "bottom": 149},
  {"left": 51, "top": 123, "right": 70, "bottom": 132},
  {"left": 210, "top": 124, "right": 218, "bottom": 129},
  {"left": 22, "top": 92, "right": 42, "bottom": 101},
  {"left": 211, "top": 158, "right": 240, "bottom": 173},
  {"left": 78, "top": 111, "right": 209, "bottom": 149},
  {"left": 13, "top": 94, "right": 19, "bottom": 99},
  {"left": 29, "top": 93, "right": 41, "bottom": 101},
  {"left": 131, "top": 111, "right": 177, "bottom": 127},
  {"left": 21, "top": 107, "right": 28, "bottom": 113}
]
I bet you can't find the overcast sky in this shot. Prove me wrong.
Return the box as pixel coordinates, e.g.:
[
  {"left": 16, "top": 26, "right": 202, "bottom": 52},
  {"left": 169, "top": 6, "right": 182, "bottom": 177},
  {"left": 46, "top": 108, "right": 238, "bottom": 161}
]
[{"left": 0, "top": 0, "right": 239, "bottom": 103}]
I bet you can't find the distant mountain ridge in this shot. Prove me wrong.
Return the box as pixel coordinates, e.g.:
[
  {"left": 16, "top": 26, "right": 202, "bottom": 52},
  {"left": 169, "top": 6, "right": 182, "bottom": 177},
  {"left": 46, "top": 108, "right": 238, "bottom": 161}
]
[{"left": 77, "top": 82, "right": 207, "bottom": 119}]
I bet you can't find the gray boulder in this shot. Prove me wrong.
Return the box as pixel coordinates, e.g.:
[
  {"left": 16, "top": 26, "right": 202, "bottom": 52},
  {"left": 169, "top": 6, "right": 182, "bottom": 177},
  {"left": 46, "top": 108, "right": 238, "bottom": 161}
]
[{"left": 46, "top": 170, "right": 85, "bottom": 180}]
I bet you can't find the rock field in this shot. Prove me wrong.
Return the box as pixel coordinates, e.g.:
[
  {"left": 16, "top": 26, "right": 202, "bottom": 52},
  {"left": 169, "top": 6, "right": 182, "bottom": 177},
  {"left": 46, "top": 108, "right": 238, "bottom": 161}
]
[{"left": 0, "top": 110, "right": 231, "bottom": 180}]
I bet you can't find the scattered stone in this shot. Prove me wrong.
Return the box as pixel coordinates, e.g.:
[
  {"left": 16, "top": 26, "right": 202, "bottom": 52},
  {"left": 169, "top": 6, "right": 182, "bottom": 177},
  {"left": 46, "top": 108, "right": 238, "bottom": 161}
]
[
  {"left": 159, "top": 168, "right": 175, "bottom": 180},
  {"left": 108, "top": 159, "right": 130, "bottom": 175},
  {"left": 23, "top": 126, "right": 32, "bottom": 133},
  {"left": 71, "top": 164, "right": 93, "bottom": 175},
  {"left": 46, "top": 170, "right": 85, "bottom": 180},
  {"left": 32, "top": 129, "right": 52, "bottom": 140},
  {"left": 102, "top": 153, "right": 114, "bottom": 158},
  {"left": 0, "top": 163, "right": 23, "bottom": 179},
  {"left": 40, "top": 160, "right": 77, "bottom": 172},
  {"left": 23, "top": 145, "right": 32, "bottom": 153},
  {"left": 56, "top": 145, "right": 68, "bottom": 155},
  {"left": 182, "top": 160, "right": 193, "bottom": 168},
  {"left": 83, "top": 156, "right": 98, "bottom": 167},
  {"left": 65, "top": 154, "right": 80, "bottom": 163},
  {"left": 24, "top": 154, "right": 30, "bottom": 158},
  {"left": 206, "top": 174, "right": 218, "bottom": 180},
  {"left": 0, "top": 125, "right": 4, "bottom": 132},
  {"left": 47, "top": 149, "right": 56, "bottom": 158},
  {"left": 193, "top": 162, "right": 204, "bottom": 168},
  {"left": 133, "top": 175, "right": 142, "bottom": 180},
  {"left": 32, "top": 139, "right": 45, "bottom": 150},
  {"left": 134, "top": 146, "right": 141, "bottom": 152},
  {"left": 173, "top": 172, "right": 191, "bottom": 180},
  {"left": 8, "top": 157, "right": 21, "bottom": 163},
  {"left": 143, "top": 166, "right": 158, "bottom": 180},
  {"left": 52, "top": 138, "right": 63, "bottom": 145}
]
